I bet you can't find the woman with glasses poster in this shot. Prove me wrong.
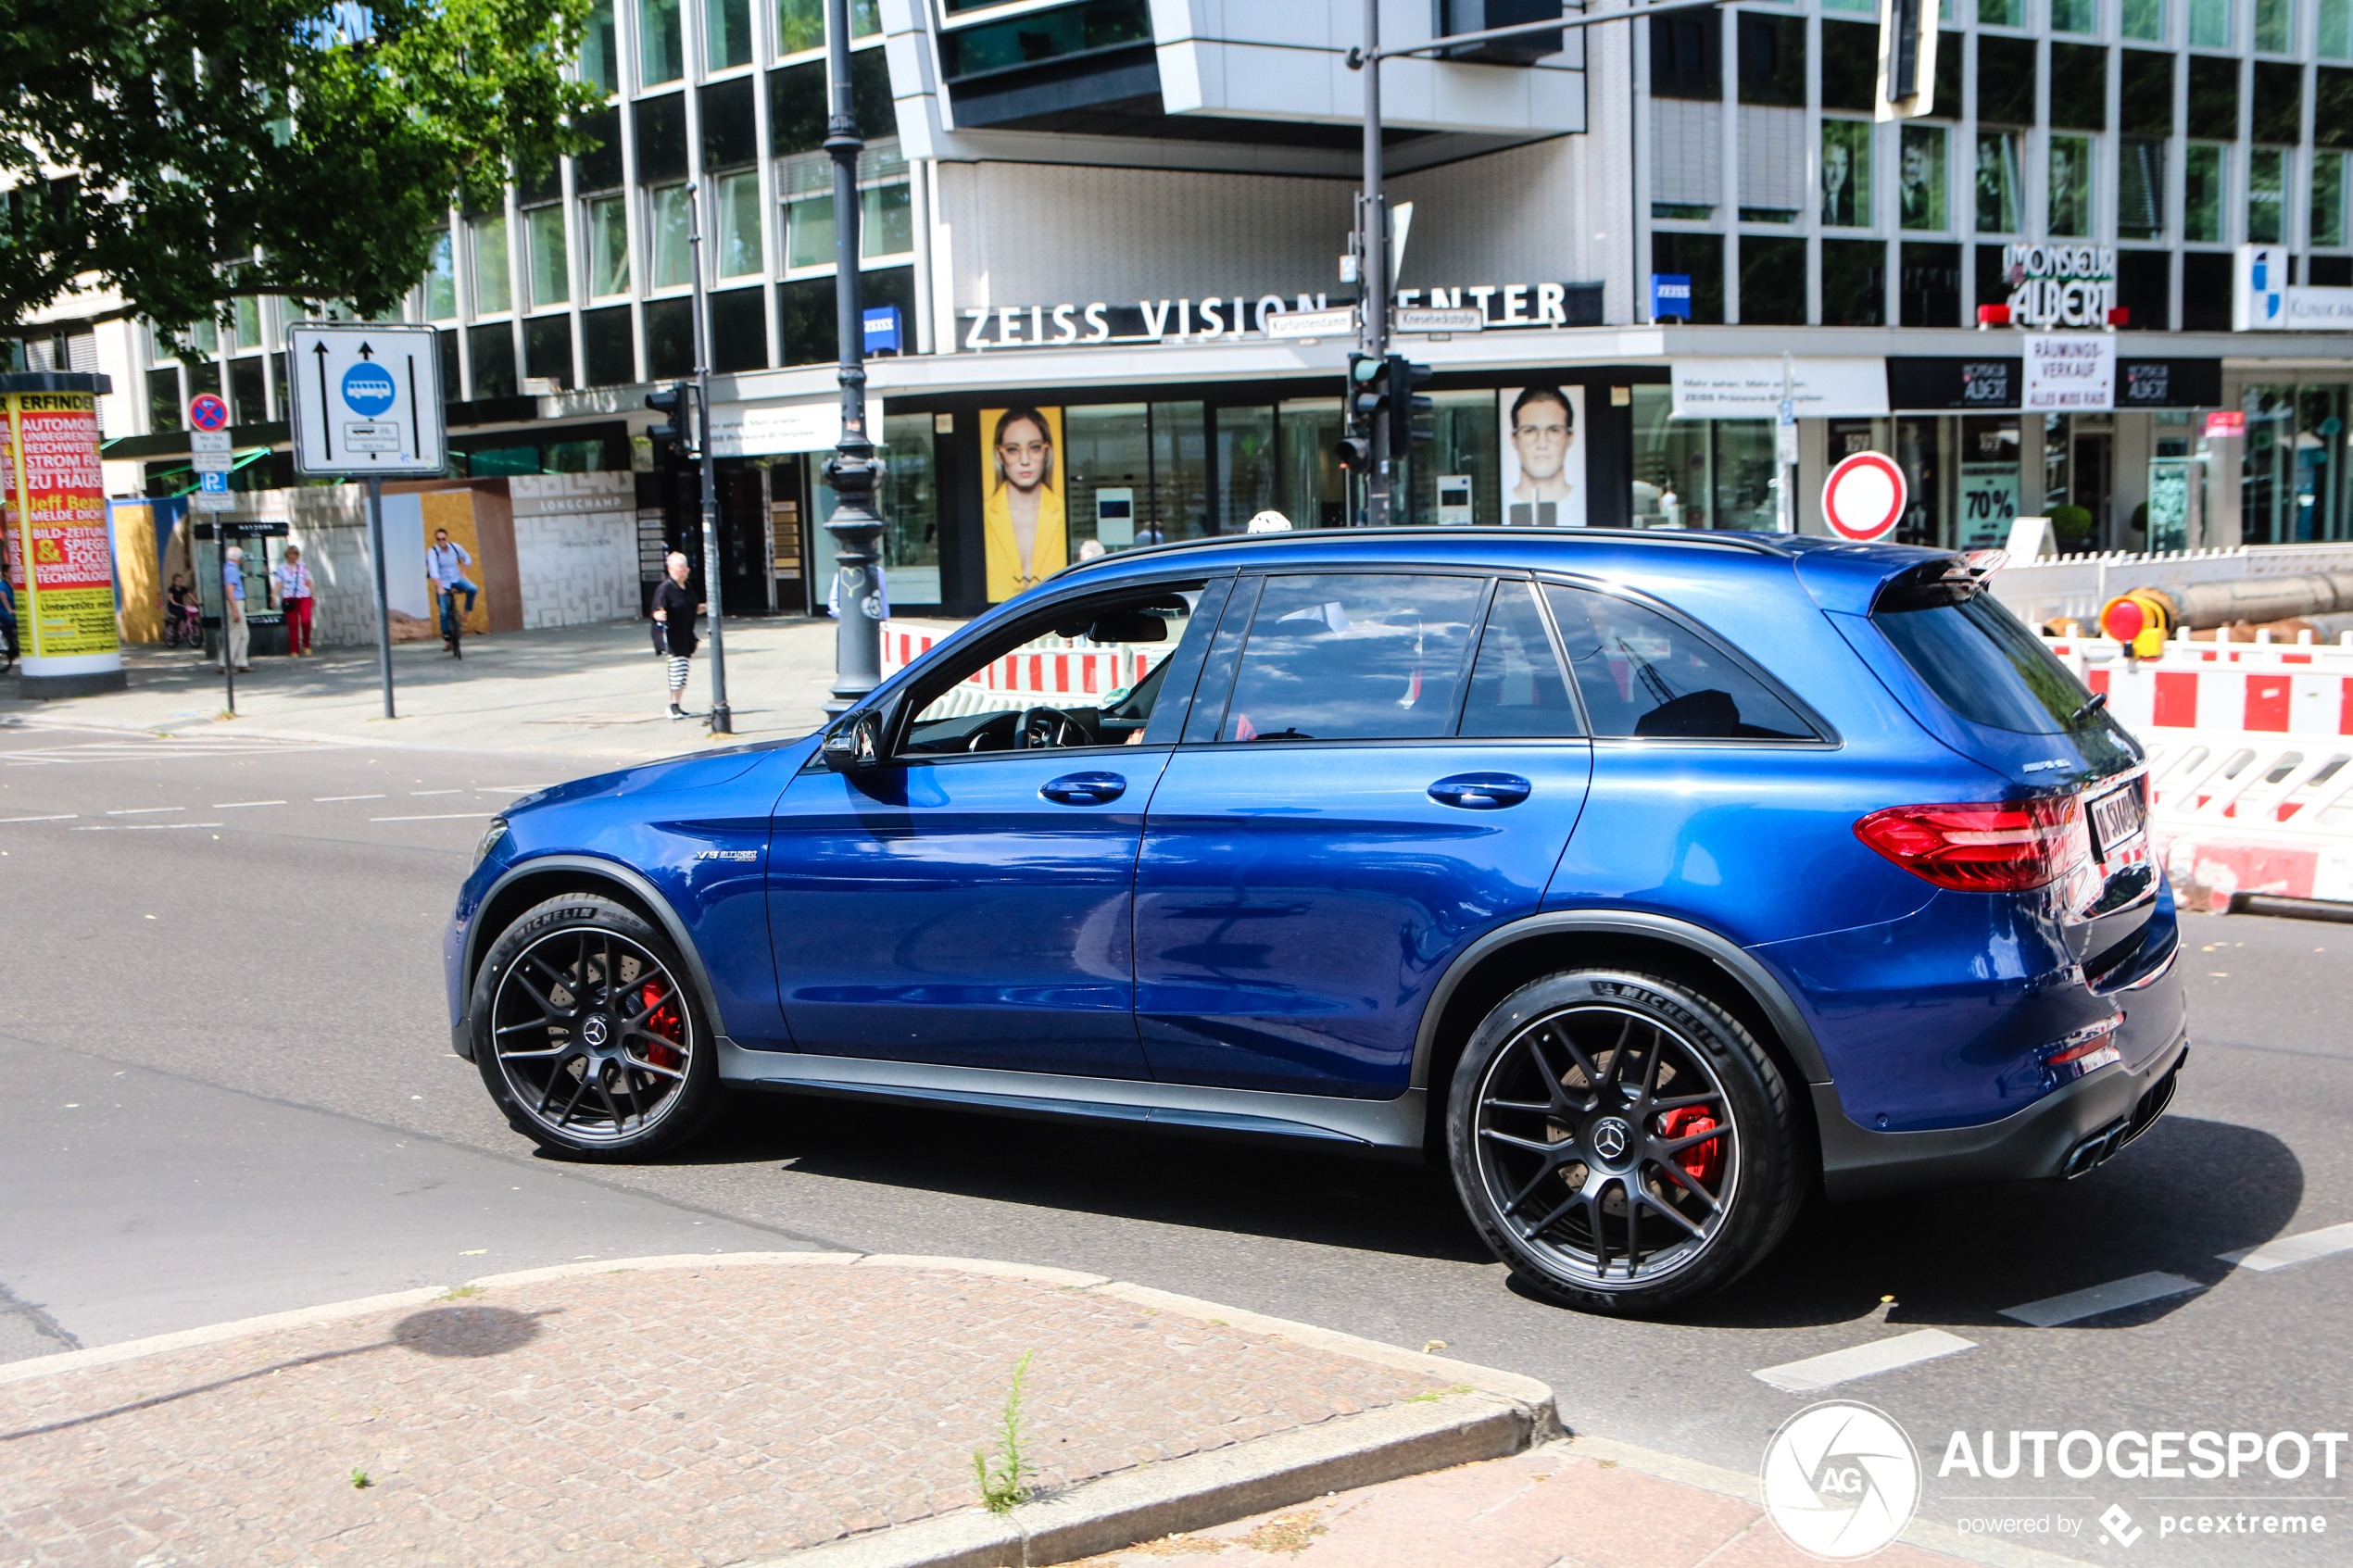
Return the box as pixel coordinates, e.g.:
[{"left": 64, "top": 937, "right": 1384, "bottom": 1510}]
[{"left": 981, "top": 406, "right": 1067, "bottom": 602}]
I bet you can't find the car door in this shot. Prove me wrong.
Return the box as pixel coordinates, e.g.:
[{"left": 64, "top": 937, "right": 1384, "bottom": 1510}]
[
  {"left": 765, "top": 575, "right": 1227, "bottom": 1077},
  {"left": 1133, "top": 571, "right": 1595, "bottom": 1098}
]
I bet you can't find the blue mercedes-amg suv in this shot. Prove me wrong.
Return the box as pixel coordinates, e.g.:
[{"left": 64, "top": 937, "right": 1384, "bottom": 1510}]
[{"left": 446, "top": 528, "right": 2186, "bottom": 1314}]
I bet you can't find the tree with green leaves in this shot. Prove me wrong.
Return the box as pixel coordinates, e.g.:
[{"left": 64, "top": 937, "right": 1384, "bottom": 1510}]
[{"left": 0, "top": 0, "right": 600, "bottom": 335}]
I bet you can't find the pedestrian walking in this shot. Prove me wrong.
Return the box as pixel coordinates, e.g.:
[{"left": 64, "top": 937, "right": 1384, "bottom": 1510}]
[
  {"left": 0, "top": 571, "right": 17, "bottom": 673},
  {"left": 275, "top": 546, "right": 316, "bottom": 657},
  {"left": 650, "top": 551, "right": 705, "bottom": 721},
  {"left": 425, "top": 528, "right": 478, "bottom": 659},
  {"left": 220, "top": 546, "right": 252, "bottom": 672}
]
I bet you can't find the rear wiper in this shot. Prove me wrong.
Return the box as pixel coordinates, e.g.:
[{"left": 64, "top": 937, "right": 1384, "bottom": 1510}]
[{"left": 2069, "top": 690, "right": 2109, "bottom": 725}]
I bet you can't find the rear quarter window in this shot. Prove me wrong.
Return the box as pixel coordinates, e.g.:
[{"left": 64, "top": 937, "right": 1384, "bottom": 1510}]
[
  {"left": 1869, "top": 593, "right": 2094, "bottom": 735},
  {"left": 1544, "top": 583, "right": 1818, "bottom": 741}
]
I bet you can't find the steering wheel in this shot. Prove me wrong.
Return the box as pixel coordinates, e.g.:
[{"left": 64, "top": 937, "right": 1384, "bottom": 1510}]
[{"left": 1015, "top": 705, "right": 1087, "bottom": 750}]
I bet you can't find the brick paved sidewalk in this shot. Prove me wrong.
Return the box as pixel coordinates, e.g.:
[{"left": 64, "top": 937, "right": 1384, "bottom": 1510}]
[{"left": 0, "top": 1256, "right": 1478, "bottom": 1568}]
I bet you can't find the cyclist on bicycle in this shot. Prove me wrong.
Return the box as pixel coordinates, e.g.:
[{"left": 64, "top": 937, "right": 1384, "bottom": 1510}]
[
  {"left": 425, "top": 528, "right": 478, "bottom": 659},
  {"left": 165, "top": 573, "right": 202, "bottom": 648}
]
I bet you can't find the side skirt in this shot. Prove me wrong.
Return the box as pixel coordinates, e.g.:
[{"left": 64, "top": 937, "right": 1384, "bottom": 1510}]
[{"left": 716, "top": 1041, "right": 1428, "bottom": 1160}]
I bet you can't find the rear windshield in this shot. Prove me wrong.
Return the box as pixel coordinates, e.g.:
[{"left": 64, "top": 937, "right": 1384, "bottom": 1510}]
[{"left": 1871, "top": 594, "right": 2095, "bottom": 734}]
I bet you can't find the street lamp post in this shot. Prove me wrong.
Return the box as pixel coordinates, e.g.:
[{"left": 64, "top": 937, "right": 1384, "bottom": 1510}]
[
  {"left": 822, "top": 0, "right": 884, "bottom": 717},
  {"left": 1357, "top": 0, "right": 1390, "bottom": 529},
  {"left": 688, "top": 189, "right": 733, "bottom": 734}
]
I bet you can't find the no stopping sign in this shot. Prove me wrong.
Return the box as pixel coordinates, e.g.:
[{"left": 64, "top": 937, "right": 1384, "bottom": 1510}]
[{"left": 1820, "top": 452, "right": 1906, "bottom": 542}]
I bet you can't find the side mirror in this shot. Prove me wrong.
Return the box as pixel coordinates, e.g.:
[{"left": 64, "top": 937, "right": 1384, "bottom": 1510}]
[{"left": 822, "top": 710, "right": 883, "bottom": 772}]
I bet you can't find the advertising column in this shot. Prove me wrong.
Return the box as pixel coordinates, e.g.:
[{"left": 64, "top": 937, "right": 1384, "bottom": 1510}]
[{"left": 1, "top": 371, "right": 125, "bottom": 696}]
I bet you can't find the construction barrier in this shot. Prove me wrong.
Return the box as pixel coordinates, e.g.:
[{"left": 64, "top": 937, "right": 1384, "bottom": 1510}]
[
  {"left": 879, "top": 621, "right": 1159, "bottom": 714},
  {"left": 2046, "top": 632, "right": 2353, "bottom": 737}
]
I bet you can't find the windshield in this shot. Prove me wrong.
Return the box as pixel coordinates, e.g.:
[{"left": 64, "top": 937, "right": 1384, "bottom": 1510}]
[{"left": 1871, "top": 593, "right": 2095, "bottom": 735}]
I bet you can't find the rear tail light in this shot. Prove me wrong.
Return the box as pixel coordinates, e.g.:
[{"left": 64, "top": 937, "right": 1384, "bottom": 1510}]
[{"left": 1854, "top": 797, "right": 2091, "bottom": 891}]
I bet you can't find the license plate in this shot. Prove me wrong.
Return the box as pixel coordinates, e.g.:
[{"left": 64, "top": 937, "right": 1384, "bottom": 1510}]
[{"left": 2088, "top": 783, "right": 2145, "bottom": 859}]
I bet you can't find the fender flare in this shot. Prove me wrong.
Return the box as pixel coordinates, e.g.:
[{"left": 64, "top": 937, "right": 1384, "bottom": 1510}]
[
  {"left": 461, "top": 854, "right": 731, "bottom": 1046},
  {"left": 1408, "top": 909, "right": 1834, "bottom": 1089}
]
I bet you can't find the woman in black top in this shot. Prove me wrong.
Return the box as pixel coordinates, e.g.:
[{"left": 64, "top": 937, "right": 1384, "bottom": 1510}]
[{"left": 650, "top": 551, "right": 704, "bottom": 721}]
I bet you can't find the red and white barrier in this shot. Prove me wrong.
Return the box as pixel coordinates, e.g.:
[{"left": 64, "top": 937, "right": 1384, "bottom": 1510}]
[
  {"left": 878, "top": 621, "right": 1157, "bottom": 708},
  {"left": 2046, "top": 634, "right": 2353, "bottom": 736}
]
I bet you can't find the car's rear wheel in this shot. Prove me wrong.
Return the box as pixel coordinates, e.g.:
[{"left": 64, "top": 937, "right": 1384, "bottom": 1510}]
[
  {"left": 472, "top": 894, "right": 722, "bottom": 1160},
  {"left": 1446, "top": 969, "right": 1805, "bottom": 1315}
]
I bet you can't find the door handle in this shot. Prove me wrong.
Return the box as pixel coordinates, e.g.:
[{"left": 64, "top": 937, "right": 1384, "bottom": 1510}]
[
  {"left": 1040, "top": 771, "right": 1127, "bottom": 806},
  {"left": 1428, "top": 772, "right": 1531, "bottom": 809}
]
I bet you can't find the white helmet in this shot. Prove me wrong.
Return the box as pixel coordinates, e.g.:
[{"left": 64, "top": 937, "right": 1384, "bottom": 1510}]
[{"left": 1245, "top": 510, "right": 1293, "bottom": 533}]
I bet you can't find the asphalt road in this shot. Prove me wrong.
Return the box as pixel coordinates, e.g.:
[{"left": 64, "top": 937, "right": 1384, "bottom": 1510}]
[{"left": 4, "top": 716, "right": 2345, "bottom": 1567}]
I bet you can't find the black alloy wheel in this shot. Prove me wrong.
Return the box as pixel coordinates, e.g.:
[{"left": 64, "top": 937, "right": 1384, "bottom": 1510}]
[
  {"left": 1447, "top": 970, "right": 1805, "bottom": 1314},
  {"left": 472, "top": 894, "right": 722, "bottom": 1160}
]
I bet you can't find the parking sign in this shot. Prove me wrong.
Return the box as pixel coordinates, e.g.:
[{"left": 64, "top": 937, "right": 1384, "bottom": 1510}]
[{"left": 283, "top": 322, "right": 447, "bottom": 476}]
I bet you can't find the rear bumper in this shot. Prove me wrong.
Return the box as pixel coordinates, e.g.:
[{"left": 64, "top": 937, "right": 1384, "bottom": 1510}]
[{"left": 1817, "top": 1028, "right": 2188, "bottom": 1203}]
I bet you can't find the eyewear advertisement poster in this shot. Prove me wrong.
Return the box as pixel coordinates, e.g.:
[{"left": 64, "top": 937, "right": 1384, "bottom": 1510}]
[
  {"left": 1498, "top": 385, "right": 1586, "bottom": 528},
  {"left": 3, "top": 388, "right": 121, "bottom": 671},
  {"left": 982, "top": 406, "right": 1065, "bottom": 603}
]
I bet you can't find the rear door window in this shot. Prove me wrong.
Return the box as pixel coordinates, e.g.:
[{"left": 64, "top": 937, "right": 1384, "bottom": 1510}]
[
  {"left": 1544, "top": 583, "right": 1818, "bottom": 740},
  {"left": 1869, "top": 592, "right": 2095, "bottom": 734},
  {"left": 1206, "top": 573, "right": 1486, "bottom": 743}
]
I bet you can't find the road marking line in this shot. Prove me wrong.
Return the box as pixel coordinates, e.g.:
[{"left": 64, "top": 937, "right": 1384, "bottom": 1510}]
[
  {"left": 125, "top": 822, "right": 224, "bottom": 831},
  {"left": 1999, "top": 1272, "right": 2204, "bottom": 1327},
  {"left": 105, "top": 806, "right": 183, "bottom": 815},
  {"left": 1753, "top": 1329, "right": 1976, "bottom": 1393},
  {"left": 0, "top": 815, "right": 76, "bottom": 823},
  {"left": 315, "top": 794, "right": 385, "bottom": 801},
  {"left": 2221, "top": 1221, "right": 2353, "bottom": 1273},
  {"left": 370, "top": 812, "right": 489, "bottom": 822},
  {"left": 212, "top": 800, "right": 286, "bottom": 809},
  {"left": 409, "top": 789, "right": 463, "bottom": 796}
]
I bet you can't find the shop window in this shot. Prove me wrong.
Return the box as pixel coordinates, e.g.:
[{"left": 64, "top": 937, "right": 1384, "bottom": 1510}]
[
  {"left": 582, "top": 304, "right": 635, "bottom": 386},
  {"left": 1975, "top": 0, "right": 2023, "bottom": 25},
  {"left": 2249, "top": 148, "right": 2289, "bottom": 243},
  {"left": 2123, "top": 0, "right": 2165, "bottom": 39},
  {"left": 640, "top": 0, "right": 683, "bottom": 84},
  {"left": 2182, "top": 250, "right": 2234, "bottom": 329},
  {"left": 1960, "top": 416, "right": 2022, "bottom": 548},
  {"left": 1820, "top": 21, "right": 1877, "bottom": 114},
  {"left": 1215, "top": 405, "right": 1277, "bottom": 533},
  {"left": 423, "top": 230, "right": 458, "bottom": 321},
  {"left": 650, "top": 184, "right": 694, "bottom": 288},
  {"left": 2120, "top": 51, "right": 2177, "bottom": 137},
  {"left": 1741, "top": 236, "right": 1806, "bottom": 324},
  {"left": 470, "top": 213, "right": 510, "bottom": 314},
  {"left": 146, "top": 367, "right": 181, "bottom": 432},
  {"left": 716, "top": 171, "right": 763, "bottom": 279},
  {"left": 635, "top": 93, "right": 688, "bottom": 184},
  {"left": 2190, "top": 0, "right": 2233, "bottom": 44},
  {"left": 1820, "top": 120, "right": 1871, "bottom": 227},
  {"left": 2048, "top": 137, "right": 2095, "bottom": 237},
  {"left": 586, "top": 195, "right": 630, "bottom": 296},
  {"left": 1900, "top": 125, "right": 1948, "bottom": 231},
  {"left": 524, "top": 315, "right": 573, "bottom": 391},
  {"left": 229, "top": 357, "right": 266, "bottom": 423},
  {"left": 1628, "top": 400, "right": 1779, "bottom": 532},
  {"left": 2051, "top": 44, "right": 2108, "bottom": 133},
  {"left": 1649, "top": 10, "right": 1721, "bottom": 102},
  {"left": 878, "top": 410, "right": 939, "bottom": 604},
  {"left": 525, "top": 205, "right": 569, "bottom": 308},
  {"left": 1737, "top": 15, "right": 1804, "bottom": 107},
  {"left": 467, "top": 323, "right": 518, "bottom": 400},
  {"left": 2253, "top": 62, "right": 2305, "bottom": 144},
  {"left": 710, "top": 286, "right": 768, "bottom": 373},
  {"left": 708, "top": 0, "right": 753, "bottom": 69},
  {"left": 2241, "top": 384, "right": 2353, "bottom": 543},
  {"left": 2256, "top": 0, "right": 2296, "bottom": 50},
  {"left": 2186, "top": 56, "right": 2239, "bottom": 141},
  {"left": 2117, "top": 248, "right": 2172, "bottom": 329},
  {"left": 1899, "top": 243, "right": 1960, "bottom": 328},
  {"left": 2316, "top": 150, "right": 2350, "bottom": 245},
  {"left": 576, "top": 107, "right": 624, "bottom": 192},
  {"left": 1822, "top": 239, "right": 1884, "bottom": 325},
  {"left": 644, "top": 295, "right": 694, "bottom": 380},
  {"left": 582, "top": 0, "right": 621, "bottom": 94},
  {"left": 2120, "top": 139, "right": 2167, "bottom": 238},
  {"left": 1651, "top": 232, "right": 1724, "bottom": 323},
  {"left": 1977, "top": 36, "right": 2037, "bottom": 126},
  {"left": 1405, "top": 391, "right": 1504, "bottom": 528},
  {"left": 2185, "top": 144, "right": 2227, "bottom": 240},
  {"left": 1977, "top": 132, "right": 2022, "bottom": 232}
]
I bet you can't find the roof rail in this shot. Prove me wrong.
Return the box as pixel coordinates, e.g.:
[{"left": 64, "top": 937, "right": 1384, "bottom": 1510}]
[{"left": 1059, "top": 525, "right": 1798, "bottom": 579}]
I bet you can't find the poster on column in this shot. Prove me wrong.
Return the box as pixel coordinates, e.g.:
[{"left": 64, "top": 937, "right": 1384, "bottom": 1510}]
[
  {"left": 1498, "top": 385, "right": 1587, "bottom": 527},
  {"left": 981, "top": 405, "right": 1066, "bottom": 602},
  {"left": 4, "top": 389, "right": 119, "bottom": 662}
]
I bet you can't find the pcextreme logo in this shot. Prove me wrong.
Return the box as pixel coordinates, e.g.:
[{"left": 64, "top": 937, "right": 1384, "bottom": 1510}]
[{"left": 1761, "top": 1401, "right": 1923, "bottom": 1561}]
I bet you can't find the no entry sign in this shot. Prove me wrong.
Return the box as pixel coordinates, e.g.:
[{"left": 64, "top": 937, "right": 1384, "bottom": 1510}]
[{"left": 1820, "top": 451, "right": 1906, "bottom": 542}]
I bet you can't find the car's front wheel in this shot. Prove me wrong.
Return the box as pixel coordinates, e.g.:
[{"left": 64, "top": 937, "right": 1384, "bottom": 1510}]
[
  {"left": 1446, "top": 969, "right": 1805, "bottom": 1315},
  {"left": 471, "top": 894, "right": 722, "bottom": 1160}
]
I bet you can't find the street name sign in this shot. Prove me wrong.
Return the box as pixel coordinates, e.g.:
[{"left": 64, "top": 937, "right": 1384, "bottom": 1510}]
[
  {"left": 1393, "top": 307, "right": 1485, "bottom": 334},
  {"left": 1264, "top": 307, "right": 1358, "bottom": 340},
  {"left": 284, "top": 322, "right": 447, "bottom": 476}
]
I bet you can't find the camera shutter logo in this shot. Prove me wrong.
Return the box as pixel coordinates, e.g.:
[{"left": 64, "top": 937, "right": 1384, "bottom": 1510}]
[{"left": 1761, "top": 1401, "right": 1921, "bottom": 1560}]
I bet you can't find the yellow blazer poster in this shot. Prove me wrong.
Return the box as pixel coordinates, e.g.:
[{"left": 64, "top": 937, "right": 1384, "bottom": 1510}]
[{"left": 981, "top": 406, "right": 1065, "bottom": 602}]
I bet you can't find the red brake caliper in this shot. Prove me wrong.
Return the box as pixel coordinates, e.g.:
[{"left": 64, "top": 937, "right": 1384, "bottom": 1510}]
[
  {"left": 641, "top": 981, "right": 684, "bottom": 1070},
  {"left": 1655, "top": 1107, "right": 1722, "bottom": 1185}
]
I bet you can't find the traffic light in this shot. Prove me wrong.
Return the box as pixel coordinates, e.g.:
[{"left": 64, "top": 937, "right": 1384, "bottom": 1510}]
[
  {"left": 1386, "top": 355, "right": 1434, "bottom": 458},
  {"left": 1346, "top": 352, "right": 1384, "bottom": 426},
  {"left": 1334, "top": 431, "right": 1372, "bottom": 470},
  {"left": 646, "top": 382, "right": 698, "bottom": 460}
]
